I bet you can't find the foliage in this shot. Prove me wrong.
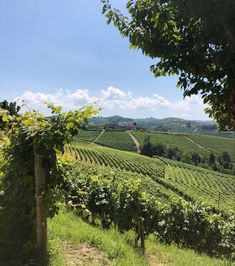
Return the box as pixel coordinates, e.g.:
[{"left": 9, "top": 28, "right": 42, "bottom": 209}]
[
  {"left": 0, "top": 100, "right": 21, "bottom": 129},
  {"left": 49, "top": 210, "right": 149, "bottom": 266},
  {"left": 133, "top": 131, "right": 209, "bottom": 156},
  {"left": 134, "top": 131, "right": 235, "bottom": 174},
  {"left": 0, "top": 103, "right": 97, "bottom": 258},
  {"left": 218, "top": 152, "right": 232, "bottom": 170},
  {"left": 63, "top": 161, "right": 235, "bottom": 259},
  {"left": 141, "top": 135, "right": 154, "bottom": 157},
  {"left": 102, "top": 0, "right": 235, "bottom": 130},
  {"left": 66, "top": 144, "right": 235, "bottom": 213}
]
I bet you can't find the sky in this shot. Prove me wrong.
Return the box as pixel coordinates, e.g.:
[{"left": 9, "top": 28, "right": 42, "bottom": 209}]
[{"left": 0, "top": 0, "right": 209, "bottom": 120}]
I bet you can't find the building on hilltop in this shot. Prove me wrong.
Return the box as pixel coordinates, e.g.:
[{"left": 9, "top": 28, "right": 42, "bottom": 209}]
[{"left": 105, "top": 122, "right": 137, "bottom": 131}]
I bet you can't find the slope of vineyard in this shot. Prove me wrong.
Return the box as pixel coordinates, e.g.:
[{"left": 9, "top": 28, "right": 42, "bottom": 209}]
[
  {"left": 164, "top": 165, "right": 235, "bottom": 212},
  {"left": 73, "top": 130, "right": 102, "bottom": 144},
  {"left": 132, "top": 131, "right": 210, "bottom": 156},
  {"left": 187, "top": 134, "right": 235, "bottom": 162},
  {"left": 67, "top": 160, "right": 181, "bottom": 204},
  {"left": 49, "top": 210, "right": 232, "bottom": 266},
  {"left": 65, "top": 144, "right": 235, "bottom": 212},
  {"left": 95, "top": 131, "right": 136, "bottom": 151}
]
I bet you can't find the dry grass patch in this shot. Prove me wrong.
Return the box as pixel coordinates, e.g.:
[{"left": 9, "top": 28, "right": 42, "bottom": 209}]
[{"left": 62, "top": 239, "right": 110, "bottom": 266}]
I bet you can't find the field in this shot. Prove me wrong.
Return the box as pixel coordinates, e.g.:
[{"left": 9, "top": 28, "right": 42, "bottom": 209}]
[
  {"left": 187, "top": 134, "right": 235, "bottom": 162},
  {"left": 73, "top": 130, "right": 102, "bottom": 143},
  {"left": 132, "top": 131, "right": 210, "bottom": 156},
  {"left": 65, "top": 143, "right": 235, "bottom": 212},
  {"left": 95, "top": 131, "right": 137, "bottom": 151}
]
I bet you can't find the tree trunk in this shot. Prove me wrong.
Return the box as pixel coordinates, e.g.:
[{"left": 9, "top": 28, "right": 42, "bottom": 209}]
[
  {"left": 230, "top": 88, "right": 235, "bottom": 130},
  {"left": 34, "top": 144, "right": 47, "bottom": 257}
]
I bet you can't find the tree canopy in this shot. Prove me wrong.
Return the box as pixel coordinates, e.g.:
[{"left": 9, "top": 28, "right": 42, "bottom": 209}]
[
  {"left": 102, "top": 0, "right": 235, "bottom": 130},
  {"left": 0, "top": 100, "right": 20, "bottom": 129}
]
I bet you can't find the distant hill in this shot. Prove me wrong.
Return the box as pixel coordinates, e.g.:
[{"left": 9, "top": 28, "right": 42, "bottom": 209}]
[{"left": 90, "top": 116, "right": 234, "bottom": 137}]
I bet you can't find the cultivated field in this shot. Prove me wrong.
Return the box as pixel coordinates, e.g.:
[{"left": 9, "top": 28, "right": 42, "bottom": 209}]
[
  {"left": 73, "top": 130, "right": 102, "bottom": 143},
  {"left": 65, "top": 143, "right": 235, "bottom": 212},
  {"left": 95, "top": 131, "right": 137, "bottom": 151},
  {"left": 187, "top": 134, "right": 235, "bottom": 162}
]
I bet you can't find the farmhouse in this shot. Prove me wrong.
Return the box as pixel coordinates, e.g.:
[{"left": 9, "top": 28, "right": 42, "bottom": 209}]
[{"left": 105, "top": 122, "right": 137, "bottom": 131}]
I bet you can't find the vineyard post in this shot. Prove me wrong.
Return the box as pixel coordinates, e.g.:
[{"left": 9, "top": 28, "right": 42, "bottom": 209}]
[
  {"left": 218, "top": 192, "right": 221, "bottom": 210},
  {"left": 34, "top": 143, "right": 47, "bottom": 257},
  {"left": 138, "top": 217, "right": 145, "bottom": 255}
]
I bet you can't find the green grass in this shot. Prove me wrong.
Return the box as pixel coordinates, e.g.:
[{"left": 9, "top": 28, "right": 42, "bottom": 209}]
[
  {"left": 49, "top": 210, "right": 234, "bottom": 266},
  {"left": 49, "top": 210, "right": 148, "bottom": 266},
  {"left": 146, "top": 236, "right": 234, "bottom": 266},
  {"left": 95, "top": 131, "right": 136, "bottom": 151}
]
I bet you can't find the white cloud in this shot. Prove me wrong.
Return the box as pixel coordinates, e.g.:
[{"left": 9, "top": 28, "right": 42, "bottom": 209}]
[
  {"left": 15, "top": 86, "right": 209, "bottom": 120},
  {"left": 101, "top": 86, "right": 132, "bottom": 100}
]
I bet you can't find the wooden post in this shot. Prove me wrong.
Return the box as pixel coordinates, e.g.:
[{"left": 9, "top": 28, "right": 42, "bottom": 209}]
[
  {"left": 34, "top": 144, "right": 47, "bottom": 257},
  {"left": 138, "top": 217, "right": 145, "bottom": 255},
  {"left": 218, "top": 192, "right": 221, "bottom": 210}
]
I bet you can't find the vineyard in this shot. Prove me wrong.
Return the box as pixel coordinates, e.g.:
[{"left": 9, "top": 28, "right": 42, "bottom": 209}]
[
  {"left": 63, "top": 157, "right": 235, "bottom": 259},
  {"left": 132, "top": 131, "right": 210, "bottom": 156},
  {"left": 73, "top": 130, "right": 102, "bottom": 144},
  {"left": 95, "top": 131, "right": 137, "bottom": 151},
  {"left": 65, "top": 143, "right": 235, "bottom": 213},
  {"left": 187, "top": 134, "right": 235, "bottom": 162}
]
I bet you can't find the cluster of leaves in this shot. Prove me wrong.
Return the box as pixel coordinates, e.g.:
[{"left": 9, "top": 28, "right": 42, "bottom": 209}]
[
  {"left": 0, "top": 103, "right": 97, "bottom": 257},
  {"left": 141, "top": 135, "right": 234, "bottom": 174},
  {"left": 0, "top": 100, "right": 21, "bottom": 129},
  {"left": 101, "top": 0, "right": 235, "bottom": 130},
  {"left": 63, "top": 161, "right": 235, "bottom": 259}
]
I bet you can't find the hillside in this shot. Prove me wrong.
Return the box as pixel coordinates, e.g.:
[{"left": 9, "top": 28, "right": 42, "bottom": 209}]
[
  {"left": 65, "top": 143, "right": 235, "bottom": 212},
  {"left": 48, "top": 210, "right": 233, "bottom": 266},
  {"left": 90, "top": 116, "right": 234, "bottom": 136},
  {"left": 74, "top": 129, "right": 235, "bottom": 174}
]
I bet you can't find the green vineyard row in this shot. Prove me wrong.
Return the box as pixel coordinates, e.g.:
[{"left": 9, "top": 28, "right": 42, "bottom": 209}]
[{"left": 65, "top": 144, "right": 235, "bottom": 212}]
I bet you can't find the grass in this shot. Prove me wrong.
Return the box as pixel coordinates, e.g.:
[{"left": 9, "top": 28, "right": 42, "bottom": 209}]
[
  {"left": 49, "top": 210, "right": 234, "bottom": 266},
  {"left": 146, "top": 236, "right": 234, "bottom": 266},
  {"left": 49, "top": 210, "right": 148, "bottom": 266}
]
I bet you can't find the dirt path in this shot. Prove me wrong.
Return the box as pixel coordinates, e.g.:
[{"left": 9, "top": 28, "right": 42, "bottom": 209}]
[
  {"left": 62, "top": 239, "right": 110, "bottom": 266},
  {"left": 92, "top": 129, "right": 105, "bottom": 144},
  {"left": 184, "top": 136, "right": 210, "bottom": 153},
  {"left": 128, "top": 131, "right": 141, "bottom": 154}
]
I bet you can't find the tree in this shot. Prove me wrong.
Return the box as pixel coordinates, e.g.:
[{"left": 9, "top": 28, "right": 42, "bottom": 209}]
[
  {"left": 207, "top": 153, "right": 216, "bottom": 166},
  {"left": 190, "top": 152, "right": 201, "bottom": 165},
  {"left": 102, "top": 0, "right": 235, "bottom": 130},
  {"left": 141, "top": 135, "right": 154, "bottom": 157},
  {"left": 0, "top": 100, "right": 20, "bottom": 129},
  {"left": 154, "top": 143, "right": 165, "bottom": 156},
  {"left": 166, "top": 147, "right": 182, "bottom": 161},
  {"left": 218, "top": 151, "right": 232, "bottom": 169}
]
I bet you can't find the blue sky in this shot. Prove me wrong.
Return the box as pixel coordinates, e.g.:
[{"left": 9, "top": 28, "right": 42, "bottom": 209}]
[{"left": 0, "top": 0, "right": 209, "bottom": 120}]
